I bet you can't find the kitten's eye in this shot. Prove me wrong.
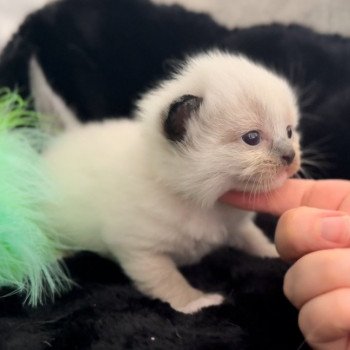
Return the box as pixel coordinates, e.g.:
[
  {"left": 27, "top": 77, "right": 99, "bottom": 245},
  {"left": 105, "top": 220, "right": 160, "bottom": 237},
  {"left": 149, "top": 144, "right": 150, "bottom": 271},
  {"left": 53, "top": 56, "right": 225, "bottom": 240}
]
[
  {"left": 242, "top": 130, "right": 261, "bottom": 146},
  {"left": 287, "top": 125, "right": 292, "bottom": 138}
]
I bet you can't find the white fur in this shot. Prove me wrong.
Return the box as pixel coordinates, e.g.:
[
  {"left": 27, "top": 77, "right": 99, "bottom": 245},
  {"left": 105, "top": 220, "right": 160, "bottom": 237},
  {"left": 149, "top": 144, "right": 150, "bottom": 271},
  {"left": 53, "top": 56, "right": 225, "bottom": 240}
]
[
  {"left": 34, "top": 51, "right": 300, "bottom": 313},
  {"left": 177, "top": 294, "right": 224, "bottom": 314},
  {"left": 29, "top": 57, "right": 80, "bottom": 133}
]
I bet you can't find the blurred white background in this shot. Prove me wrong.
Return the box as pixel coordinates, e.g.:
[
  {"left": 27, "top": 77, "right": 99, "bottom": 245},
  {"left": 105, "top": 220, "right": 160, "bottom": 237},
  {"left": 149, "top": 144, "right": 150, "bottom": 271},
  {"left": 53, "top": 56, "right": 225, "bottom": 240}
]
[
  {"left": 0, "top": 0, "right": 51, "bottom": 49},
  {"left": 1, "top": 0, "right": 350, "bottom": 50}
]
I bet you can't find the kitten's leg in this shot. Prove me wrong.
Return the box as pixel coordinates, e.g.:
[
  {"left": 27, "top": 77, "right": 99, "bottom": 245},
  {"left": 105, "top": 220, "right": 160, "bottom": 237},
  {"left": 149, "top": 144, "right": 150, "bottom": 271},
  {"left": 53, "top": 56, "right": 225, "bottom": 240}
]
[
  {"left": 229, "top": 221, "right": 279, "bottom": 257},
  {"left": 117, "top": 252, "right": 224, "bottom": 313}
]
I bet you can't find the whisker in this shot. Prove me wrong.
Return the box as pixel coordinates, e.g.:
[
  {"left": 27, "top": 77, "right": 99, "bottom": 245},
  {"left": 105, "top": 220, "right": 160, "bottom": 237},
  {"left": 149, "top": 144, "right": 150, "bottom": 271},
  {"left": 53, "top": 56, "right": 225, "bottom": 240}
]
[
  {"left": 243, "top": 172, "right": 254, "bottom": 195},
  {"left": 248, "top": 174, "right": 256, "bottom": 206},
  {"left": 296, "top": 338, "right": 308, "bottom": 350},
  {"left": 301, "top": 112, "right": 324, "bottom": 123},
  {"left": 253, "top": 171, "right": 263, "bottom": 208},
  {"left": 302, "top": 134, "right": 334, "bottom": 151},
  {"left": 301, "top": 153, "right": 333, "bottom": 163},
  {"left": 249, "top": 173, "right": 258, "bottom": 208},
  {"left": 301, "top": 149, "right": 334, "bottom": 162},
  {"left": 297, "top": 81, "right": 320, "bottom": 110},
  {"left": 299, "top": 143, "right": 335, "bottom": 179},
  {"left": 297, "top": 166, "right": 313, "bottom": 179}
]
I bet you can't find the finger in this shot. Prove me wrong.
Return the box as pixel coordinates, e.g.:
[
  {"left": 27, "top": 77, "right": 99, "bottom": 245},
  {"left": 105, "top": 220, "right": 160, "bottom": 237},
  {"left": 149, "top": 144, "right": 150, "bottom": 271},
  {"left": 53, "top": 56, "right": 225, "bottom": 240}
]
[
  {"left": 298, "top": 288, "right": 350, "bottom": 350},
  {"left": 220, "top": 179, "right": 350, "bottom": 216},
  {"left": 284, "top": 249, "right": 350, "bottom": 308},
  {"left": 275, "top": 207, "right": 350, "bottom": 261}
]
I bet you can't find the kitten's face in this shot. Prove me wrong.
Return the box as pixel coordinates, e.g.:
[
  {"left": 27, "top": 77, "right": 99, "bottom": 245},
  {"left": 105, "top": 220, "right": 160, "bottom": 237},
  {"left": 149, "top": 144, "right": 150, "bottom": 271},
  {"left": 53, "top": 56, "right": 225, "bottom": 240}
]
[
  {"left": 200, "top": 88, "right": 301, "bottom": 194},
  {"left": 139, "top": 52, "right": 301, "bottom": 207},
  {"left": 165, "top": 88, "right": 301, "bottom": 206}
]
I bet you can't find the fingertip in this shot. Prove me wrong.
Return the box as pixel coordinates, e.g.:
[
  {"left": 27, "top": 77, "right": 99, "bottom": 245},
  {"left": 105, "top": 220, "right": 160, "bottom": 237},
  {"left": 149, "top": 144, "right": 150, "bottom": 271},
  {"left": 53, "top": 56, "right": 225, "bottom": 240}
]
[
  {"left": 276, "top": 208, "right": 350, "bottom": 262},
  {"left": 320, "top": 216, "right": 350, "bottom": 244},
  {"left": 275, "top": 206, "right": 310, "bottom": 261},
  {"left": 283, "top": 249, "right": 350, "bottom": 311},
  {"left": 298, "top": 289, "right": 350, "bottom": 348}
]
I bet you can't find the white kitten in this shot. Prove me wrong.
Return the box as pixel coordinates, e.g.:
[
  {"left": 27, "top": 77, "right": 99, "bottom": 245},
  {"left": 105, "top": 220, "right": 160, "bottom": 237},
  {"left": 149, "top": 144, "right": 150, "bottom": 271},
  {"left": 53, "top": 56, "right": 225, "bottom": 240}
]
[{"left": 30, "top": 51, "right": 301, "bottom": 314}]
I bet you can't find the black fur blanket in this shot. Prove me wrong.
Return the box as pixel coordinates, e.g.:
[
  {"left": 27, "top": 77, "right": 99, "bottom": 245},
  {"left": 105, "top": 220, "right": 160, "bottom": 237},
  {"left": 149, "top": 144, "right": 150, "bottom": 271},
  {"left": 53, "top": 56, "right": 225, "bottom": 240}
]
[{"left": 1, "top": 0, "right": 350, "bottom": 348}]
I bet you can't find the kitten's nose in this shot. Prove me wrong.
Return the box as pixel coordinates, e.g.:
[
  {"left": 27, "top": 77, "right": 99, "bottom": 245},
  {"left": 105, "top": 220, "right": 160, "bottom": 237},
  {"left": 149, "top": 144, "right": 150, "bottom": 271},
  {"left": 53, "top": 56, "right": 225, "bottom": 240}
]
[{"left": 281, "top": 150, "right": 295, "bottom": 165}]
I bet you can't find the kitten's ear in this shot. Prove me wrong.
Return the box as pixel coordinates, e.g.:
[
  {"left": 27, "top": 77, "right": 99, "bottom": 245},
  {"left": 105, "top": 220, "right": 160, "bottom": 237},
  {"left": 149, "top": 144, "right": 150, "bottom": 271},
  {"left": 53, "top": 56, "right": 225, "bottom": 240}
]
[{"left": 164, "top": 95, "right": 203, "bottom": 142}]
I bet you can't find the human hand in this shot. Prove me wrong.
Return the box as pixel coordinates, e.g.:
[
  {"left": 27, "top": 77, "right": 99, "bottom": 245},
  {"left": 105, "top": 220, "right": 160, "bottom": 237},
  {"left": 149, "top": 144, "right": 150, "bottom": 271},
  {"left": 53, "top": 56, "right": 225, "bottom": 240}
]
[{"left": 221, "top": 179, "right": 350, "bottom": 350}]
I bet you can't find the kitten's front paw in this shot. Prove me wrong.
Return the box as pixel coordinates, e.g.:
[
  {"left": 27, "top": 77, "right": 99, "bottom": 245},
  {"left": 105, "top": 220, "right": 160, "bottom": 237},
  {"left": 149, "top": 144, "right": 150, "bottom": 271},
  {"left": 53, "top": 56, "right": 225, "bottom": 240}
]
[
  {"left": 257, "top": 242, "right": 279, "bottom": 258},
  {"left": 176, "top": 293, "right": 224, "bottom": 314}
]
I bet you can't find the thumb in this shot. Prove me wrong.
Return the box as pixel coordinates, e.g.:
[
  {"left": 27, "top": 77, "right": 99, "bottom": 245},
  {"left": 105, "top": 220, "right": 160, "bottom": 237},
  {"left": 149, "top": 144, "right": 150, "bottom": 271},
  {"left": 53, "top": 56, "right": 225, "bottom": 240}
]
[{"left": 276, "top": 206, "right": 350, "bottom": 261}]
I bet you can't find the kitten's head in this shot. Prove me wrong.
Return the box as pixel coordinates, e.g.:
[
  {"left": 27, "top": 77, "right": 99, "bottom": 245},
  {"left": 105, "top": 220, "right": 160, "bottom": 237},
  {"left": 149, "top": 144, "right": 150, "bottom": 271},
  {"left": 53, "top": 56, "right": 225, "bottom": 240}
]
[{"left": 137, "top": 51, "right": 301, "bottom": 207}]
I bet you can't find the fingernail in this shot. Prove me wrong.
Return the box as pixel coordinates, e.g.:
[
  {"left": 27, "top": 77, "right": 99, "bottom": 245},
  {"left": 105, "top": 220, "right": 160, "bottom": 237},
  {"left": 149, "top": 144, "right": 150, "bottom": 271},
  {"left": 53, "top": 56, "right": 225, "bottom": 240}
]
[{"left": 320, "top": 216, "right": 350, "bottom": 243}]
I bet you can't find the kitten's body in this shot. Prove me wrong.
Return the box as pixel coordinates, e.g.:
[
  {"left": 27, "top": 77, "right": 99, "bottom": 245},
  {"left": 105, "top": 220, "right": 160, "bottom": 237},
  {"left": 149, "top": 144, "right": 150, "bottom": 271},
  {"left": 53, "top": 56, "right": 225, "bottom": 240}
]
[
  {"left": 33, "top": 51, "right": 301, "bottom": 313},
  {"left": 42, "top": 116, "right": 266, "bottom": 312},
  {"left": 43, "top": 119, "right": 258, "bottom": 263}
]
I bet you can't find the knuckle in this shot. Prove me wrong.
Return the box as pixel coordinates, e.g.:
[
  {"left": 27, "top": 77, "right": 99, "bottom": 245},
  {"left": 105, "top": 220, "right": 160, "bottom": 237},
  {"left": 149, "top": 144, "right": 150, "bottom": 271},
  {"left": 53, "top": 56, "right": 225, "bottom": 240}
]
[
  {"left": 283, "top": 268, "right": 297, "bottom": 306},
  {"left": 277, "top": 207, "right": 304, "bottom": 239},
  {"left": 298, "top": 305, "right": 317, "bottom": 344},
  {"left": 276, "top": 208, "right": 303, "bottom": 257}
]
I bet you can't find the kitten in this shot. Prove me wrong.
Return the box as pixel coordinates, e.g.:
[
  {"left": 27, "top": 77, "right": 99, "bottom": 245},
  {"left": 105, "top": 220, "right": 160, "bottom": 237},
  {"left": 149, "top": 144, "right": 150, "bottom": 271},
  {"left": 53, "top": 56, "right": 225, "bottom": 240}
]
[{"left": 30, "top": 51, "right": 301, "bottom": 314}]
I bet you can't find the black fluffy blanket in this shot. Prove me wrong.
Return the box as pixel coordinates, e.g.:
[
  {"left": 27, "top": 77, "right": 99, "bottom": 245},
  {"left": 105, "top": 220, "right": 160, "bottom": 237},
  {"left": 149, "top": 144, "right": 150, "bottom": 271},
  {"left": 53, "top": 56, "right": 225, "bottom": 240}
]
[{"left": 1, "top": 0, "right": 350, "bottom": 348}]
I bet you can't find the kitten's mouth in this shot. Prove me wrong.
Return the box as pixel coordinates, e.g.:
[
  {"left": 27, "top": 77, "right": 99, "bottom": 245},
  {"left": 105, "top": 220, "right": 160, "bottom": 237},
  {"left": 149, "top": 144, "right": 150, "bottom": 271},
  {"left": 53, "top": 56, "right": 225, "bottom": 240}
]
[
  {"left": 230, "top": 163, "right": 299, "bottom": 195},
  {"left": 220, "top": 154, "right": 301, "bottom": 199},
  {"left": 237, "top": 172, "right": 287, "bottom": 193}
]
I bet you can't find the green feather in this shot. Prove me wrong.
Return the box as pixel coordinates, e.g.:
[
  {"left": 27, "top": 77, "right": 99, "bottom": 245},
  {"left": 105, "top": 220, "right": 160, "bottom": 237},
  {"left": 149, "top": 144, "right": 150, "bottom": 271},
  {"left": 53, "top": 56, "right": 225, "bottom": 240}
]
[
  {"left": 0, "top": 88, "right": 38, "bottom": 130},
  {"left": 0, "top": 89, "right": 71, "bottom": 306}
]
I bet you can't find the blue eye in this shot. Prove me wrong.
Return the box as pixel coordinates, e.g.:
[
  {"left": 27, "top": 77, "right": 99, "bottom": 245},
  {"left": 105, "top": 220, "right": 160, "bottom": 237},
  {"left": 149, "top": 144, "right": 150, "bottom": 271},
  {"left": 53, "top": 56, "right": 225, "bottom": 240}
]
[
  {"left": 242, "top": 130, "right": 261, "bottom": 146},
  {"left": 287, "top": 125, "right": 292, "bottom": 138}
]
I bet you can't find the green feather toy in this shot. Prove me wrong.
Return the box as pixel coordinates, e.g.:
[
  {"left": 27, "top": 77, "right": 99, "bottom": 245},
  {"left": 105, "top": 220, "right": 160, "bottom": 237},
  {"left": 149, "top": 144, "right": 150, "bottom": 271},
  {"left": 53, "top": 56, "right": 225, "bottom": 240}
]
[{"left": 0, "top": 89, "right": 70, "bottom": 306}]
